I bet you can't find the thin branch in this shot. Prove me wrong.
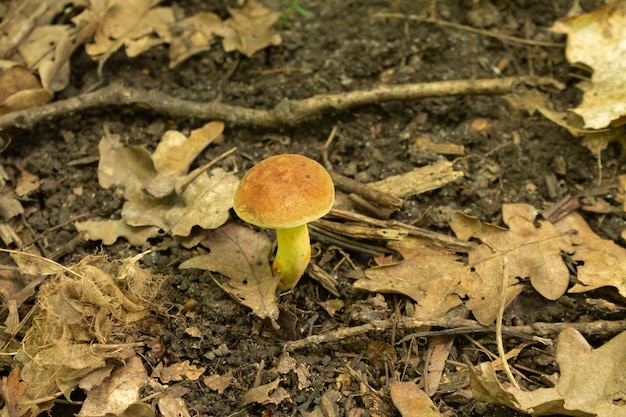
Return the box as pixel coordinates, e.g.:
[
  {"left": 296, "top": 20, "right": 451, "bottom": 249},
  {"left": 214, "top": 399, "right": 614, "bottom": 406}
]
[
  {"left": 0, "top": 76, "right": 562, "bottom": 131},
  {"left": 283, "top": 316, "right": 626, "bottom": 352}
]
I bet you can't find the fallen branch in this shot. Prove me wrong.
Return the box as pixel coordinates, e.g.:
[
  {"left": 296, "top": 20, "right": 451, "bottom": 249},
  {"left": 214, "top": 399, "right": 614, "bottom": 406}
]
[
  {"left": 283, "top": 317, "right": 626, "bottom": 352},
  {"left": 0, "top": 76, "right": 562, "bottom": 131}
]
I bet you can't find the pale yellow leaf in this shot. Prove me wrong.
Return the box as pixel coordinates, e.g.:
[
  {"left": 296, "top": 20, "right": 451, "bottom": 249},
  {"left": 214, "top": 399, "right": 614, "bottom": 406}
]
[
  {"left": 145, "top": 121, "right": 224, "bottom": 198},
  {"left": 165, "top": 168, "right": 238, "bottom": 237},
  {"left": 75, "top": 219, "right": 160, "bottom": 246},
  {"left": 552, "top": 2, "right": 626, "bottom": 128}
]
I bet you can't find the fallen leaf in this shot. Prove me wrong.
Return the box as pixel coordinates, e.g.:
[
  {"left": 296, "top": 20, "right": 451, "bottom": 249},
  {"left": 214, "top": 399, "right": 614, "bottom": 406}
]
[
  {"left": 555, "top": 212, "right": 626, "bottom": 297},
  {"left": 179, "top": 222, "right": 280, "bottom": 320},
  {"left": 165, "top": 168, "right": 239, "bottom": 237},
  {"left": 470, "top": 329, "right": 626, "bottom": 417},
  {"left": 79, "top": 356, "right": 149, "bottom": 416},
  {"left": 354, "top": 254, "right": 475, "bottom": 319},
  {"left": 0, "top": 366, "right": 27, "bottom": 417},
  {"left": 218, "top": 0, "right": 282, "bottom": 57},
  {"left": 552, "top": 2, "right": 626, "bottom": 129},
  {"left": 98, "top": 130, "right": 156, "bottom": 191},
  {"left": 158, "top": 393, "right": 191, "bottom": 417},
  {"left": 242, "top": 377, "right": 290, "bottom": 406},
  {"left": 450, "top": 204, "right": 573, "bottom": 324},
  {"left": 85, "top": 1, "right": 174, "bottom": 74},
  {"left": 75, "top": 219, "right": 161, "bottom": 246},
  {"left": 0, "top": 66, "right": 52, "bottom": 115},
  {"left": 390, "top": 381, "right": 442, "bottom": 417},
  {"left": 152, "top": 361, "right": 206, "bottom": 383},
  {"left": 168, "top": 12, "right": 224, "bottom": 68},
  {"left": 144, "top": 121, "right": 224, "bottom": 198},
  {"left": 203, "top": 371, "right": 233, "bottom": 394}
]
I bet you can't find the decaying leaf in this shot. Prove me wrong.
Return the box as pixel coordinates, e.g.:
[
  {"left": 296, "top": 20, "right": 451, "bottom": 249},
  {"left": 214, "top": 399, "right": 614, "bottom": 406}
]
[
  {"left": 145, "top": 122, "right": 224, "bottom": 198},
  {"left": 555, "top": 212, "right": 626, "bottom": 297},
  {"left": 85, "top": 0, "right": 174, "bottom": 74},
  {"left": 179, "top": 222, "right": 280, "bottom": 320},
  {"left": 168, "top": 12, "right": 224, "bottom": 68},
  {"left": 552, "top": 2, "right": 626, "bottom": 129},
  {"left": 390, "top": 381, "right": 442, "bottom": 417},
  {"left": 79, "top": 356, "right": 149, "bottom": 417},
  {"left": 0, "top": 366, "right": 27, "bottom": 417},
  {"left": 158, "top": 393, "right": 191, "bottom": 417},
  {"left": 11, "top": 253, "right": 164, "bottom": 416},
  {"left": 242, "top": 377, "right": 290, "bottom": 406},
  {"left": 76, "top": 219, "right": 161, "bottom": 246},
  {"left": 80, "top": 122, "right": 237, "bottom": 246},
  {"left": 451, "top": 204, "right": 572, "bottom": 324},
  {"left": 0, "top": 66, "right": 52, "bottom": 115},
  {"left": 203, "top": 371, "right": 233, "bottom": 394},
  {"left": 219, "top": 0, "right": 282, "bottom": 57},
  {"left": 354, "top": 254, "right": 475, "bottom": 320},
  {"left": 471, "top": 329, "right": 626, "bottom": 417},
  {"left": 151, "top": 360, "right": 206, "bottom": 383}
]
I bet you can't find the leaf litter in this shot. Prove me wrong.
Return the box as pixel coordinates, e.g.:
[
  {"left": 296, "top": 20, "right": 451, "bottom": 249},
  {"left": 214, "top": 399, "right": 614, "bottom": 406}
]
[{"left": 1, "top": 1, "right": 626, "bottom": 416}]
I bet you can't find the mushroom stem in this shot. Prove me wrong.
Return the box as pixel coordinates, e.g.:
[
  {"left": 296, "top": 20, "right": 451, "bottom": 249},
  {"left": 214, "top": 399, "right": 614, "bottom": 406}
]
[{"left": 274, "top": 224, "right": 311, "bottom": 291}]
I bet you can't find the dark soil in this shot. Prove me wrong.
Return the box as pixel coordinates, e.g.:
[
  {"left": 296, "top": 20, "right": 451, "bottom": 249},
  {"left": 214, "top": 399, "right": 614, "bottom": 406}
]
[{"left": 2, "top": 1, "right": 625, "bottom": 416}]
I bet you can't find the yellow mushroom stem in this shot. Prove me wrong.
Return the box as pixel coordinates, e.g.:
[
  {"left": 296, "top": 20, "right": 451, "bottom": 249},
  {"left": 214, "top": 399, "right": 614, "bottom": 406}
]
[{"left": 273, "top": 224, "right": 312, "bottom": 291}]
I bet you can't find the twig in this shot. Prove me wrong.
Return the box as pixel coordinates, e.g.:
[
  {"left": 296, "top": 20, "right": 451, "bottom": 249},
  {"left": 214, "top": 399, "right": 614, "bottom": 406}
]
[
  {"left": 375, "top": 13, "right": 564, "bottom": 48},
  {"left": 283, "top": 316, "right": 626, "bottom": 352},
  {"left": 0, "top": 76, "right": 562, "bottom": 131},
  {"left": 496, "top": 258, "right": 520, "bottom": 389}
]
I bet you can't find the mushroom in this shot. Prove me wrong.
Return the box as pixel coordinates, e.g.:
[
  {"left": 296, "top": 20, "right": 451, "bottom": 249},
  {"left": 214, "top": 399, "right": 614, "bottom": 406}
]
[{"left": 233, "top": 154, "right": 335, "bottom": 291}]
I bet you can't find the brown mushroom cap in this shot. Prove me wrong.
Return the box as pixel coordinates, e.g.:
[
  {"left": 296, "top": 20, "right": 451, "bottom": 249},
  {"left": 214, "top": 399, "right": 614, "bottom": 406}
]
[{"left": 233, "top": 154, "right": 335, "bottom": 229}]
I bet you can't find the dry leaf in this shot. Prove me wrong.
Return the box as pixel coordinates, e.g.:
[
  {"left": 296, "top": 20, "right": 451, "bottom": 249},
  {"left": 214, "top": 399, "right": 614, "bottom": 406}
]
[
  {"left": 203, "top": 371, "right": 233, "bottom": 394},
  {"left": 0, "top": 66, "right": 52, "bottom": 115},
  {"left": 12, "top": 254, "right": 164, "bottom": 415},
  {"left": 165, "top": 168, "right": 239, "bottom": 237},
  {"left": 242, "top": 377, "right": 290, "bottom": 406},
  {"left": 158, "top": 394, "right": 191, "bottom": 417},
  {"left": 555, "top": 212, "right": 626, "bottom": 297},
  {"left": 152, "top": 361, "right": 206, "bottom": 383},
  {"left": 169, "top": 12, "right": 224, "bottom": 68},
  {"left": 471, "top": 329, "right": 626, "bottom": 417},
  {"left": 145, "top": 121, "right": 224, "bottom": 198},
  {"left": 218, "top": 0, "right": 282, "bottom": 57},
  {"left": 79, "top": 356, "right": 149, "bottom": 417},
  {"left": 354, "top": 254, "right": 475, "bottom": 319},
  {"left": 85, "top": 1, "right": 174, "bottom": 74},
  {"left": 76, "top": 219, "right": 161, "bottom": 245},
  {"left": 552, "top": 2, "right": 626, "bottom": 129},
  {"left": 179, "top": 222, "right": 280, "bottom": 320},
  {"left": 0, "top": 366, "right": 27, "bottom": 417},
  {"left": 450, "top": 204, "right": 573, "bottom": 324},
  {"left": 390, "top": 381, "right": 442, "bottom": 417}
]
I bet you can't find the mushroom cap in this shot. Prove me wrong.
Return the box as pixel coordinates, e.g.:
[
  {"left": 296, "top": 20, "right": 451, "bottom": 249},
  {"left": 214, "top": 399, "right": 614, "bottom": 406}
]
[{"left": 233, "top": 154, "right": 335, "bottom": 229}]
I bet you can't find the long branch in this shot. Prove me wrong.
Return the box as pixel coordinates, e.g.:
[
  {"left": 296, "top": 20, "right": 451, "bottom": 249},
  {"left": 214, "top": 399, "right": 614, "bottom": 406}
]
[{"left": 0, "top": 76, "right": 562, "bottom": 131}]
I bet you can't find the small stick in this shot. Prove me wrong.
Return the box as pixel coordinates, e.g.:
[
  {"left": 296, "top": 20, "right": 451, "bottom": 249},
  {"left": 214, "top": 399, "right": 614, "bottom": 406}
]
[
  {"left": 330, "top": 171, "right": 403, "bottom": 210},
  {"left": 496, "top": 258, "right": 520, "bottom": 389},
  {"left": 347, "top": 193, "right": 395, "bottom": 219}
]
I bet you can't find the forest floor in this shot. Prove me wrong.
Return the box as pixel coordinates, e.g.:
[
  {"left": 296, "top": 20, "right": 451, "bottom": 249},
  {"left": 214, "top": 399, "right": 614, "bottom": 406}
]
[{"left": 2, "top": 1, "right": 625, "bottom": 417}]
